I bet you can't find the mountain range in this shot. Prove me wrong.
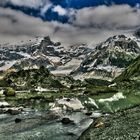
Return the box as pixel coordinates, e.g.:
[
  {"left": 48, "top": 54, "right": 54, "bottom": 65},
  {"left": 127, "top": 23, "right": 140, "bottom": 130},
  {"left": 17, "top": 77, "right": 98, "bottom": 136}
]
[
  {"left": 0, "top": 29, "right": 140, "bottom": 82},
  {"left": 0, "top": 36, "right": 91, "bottom": 75}
]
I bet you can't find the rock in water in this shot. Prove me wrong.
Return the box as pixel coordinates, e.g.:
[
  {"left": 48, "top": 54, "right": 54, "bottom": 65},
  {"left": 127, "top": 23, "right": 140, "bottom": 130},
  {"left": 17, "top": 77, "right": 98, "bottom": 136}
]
[
  {"left": 61, "top": 118, "right": 74, "bottom": 125},
  {"left": 85, "top": 112, "right": 92, "bottom": 116},
  {"left": 7, "top": 108, "right": 23, "bottom": 115},
  {"left": 15, "top": 118, "right": 22, "bottom": 123}
]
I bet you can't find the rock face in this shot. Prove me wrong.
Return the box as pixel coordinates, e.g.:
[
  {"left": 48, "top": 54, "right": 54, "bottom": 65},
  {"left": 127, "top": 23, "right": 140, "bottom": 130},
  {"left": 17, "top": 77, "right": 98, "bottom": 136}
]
[
  {"left": 135, "top": 28, "right": 140, "bottom": 38},
  {"left": 3, "top": 66, "right": 64, "bottom": 90},
  {"left": 7, "top": 108, "right": 22, "bottom": 115},
  {"left": 72, "top": 35, "right": 140, "bottom": 80}
]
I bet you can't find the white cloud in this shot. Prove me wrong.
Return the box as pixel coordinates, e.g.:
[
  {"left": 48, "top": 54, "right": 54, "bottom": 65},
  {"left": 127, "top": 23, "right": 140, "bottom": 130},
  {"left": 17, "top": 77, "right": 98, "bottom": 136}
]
[
  {"left": 0, "top": 0, "right": 50, "bottom": 9},
  {"left": 53, "top": 5, "right": 67, "bottom": 16},
  {"left": 41, "top": 4, "right": 52, "bottom": 16},
  {"left": 73, "top": 5, "right": 140, "bottom": 29}
]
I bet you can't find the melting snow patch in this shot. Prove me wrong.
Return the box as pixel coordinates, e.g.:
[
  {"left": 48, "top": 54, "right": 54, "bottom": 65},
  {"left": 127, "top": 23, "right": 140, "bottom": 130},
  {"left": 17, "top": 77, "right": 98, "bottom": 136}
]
[
  {"left": 0, "top": 102, "right": 10, "bottom": 107},
  {"left": 99, "top": 92, "right": 125, "bottom": 103},
  {"left": 35, "top": 87, "right": 50, "bottom": 92},
  {"left": 0, "top": 90, "right": 4, "bottom": 95},
  {"left": 88, "top": 98, "right": 99, "bottom": 109},
  {"left": 85, "top": 98, "right": 99, "bottom": 109},
  {"left": 0, "top": 61, "right": 17, "bottom": 71},
  {"left": 51, "top": 98, "right": 84, "bottom": 111}
]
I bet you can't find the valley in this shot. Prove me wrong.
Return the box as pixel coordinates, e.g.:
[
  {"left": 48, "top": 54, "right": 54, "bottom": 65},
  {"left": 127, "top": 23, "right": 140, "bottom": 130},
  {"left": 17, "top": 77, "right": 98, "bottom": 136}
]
[{"left": 0, "top": 32, "right": 140, "bottom": 140}]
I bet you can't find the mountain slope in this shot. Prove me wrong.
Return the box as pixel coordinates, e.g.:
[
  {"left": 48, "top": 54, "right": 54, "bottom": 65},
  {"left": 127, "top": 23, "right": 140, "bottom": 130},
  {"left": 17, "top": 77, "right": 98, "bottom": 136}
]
[
  {"left": 72, "top": 35, "right": 140, "bottom": 80},
  {"left": 115, "top": 55, "right": 140, "bottom": 82}
]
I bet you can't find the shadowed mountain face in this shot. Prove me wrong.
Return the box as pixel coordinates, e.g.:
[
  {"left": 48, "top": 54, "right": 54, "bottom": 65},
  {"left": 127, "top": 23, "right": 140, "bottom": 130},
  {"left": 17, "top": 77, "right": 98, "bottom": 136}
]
[{"left": 115, "top": 55, "right": 140, "bottom": 82}]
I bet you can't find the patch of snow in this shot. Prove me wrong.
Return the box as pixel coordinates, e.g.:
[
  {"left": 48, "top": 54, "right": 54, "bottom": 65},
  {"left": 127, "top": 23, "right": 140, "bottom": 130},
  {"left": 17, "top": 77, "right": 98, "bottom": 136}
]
[
  {"left": 99, "top": 92, "right": 125, "bottom": 103},
  {"left": 125, "top": 33, "right": 140, "bottom": 48},
  {"left": 51, "top": 98, "right": 84, "bottom": 111},
  {"left": 85, "top": 98, "right": 99, "bottom": 109},
  {"left": 91, "top": 112, "right": 102, "bottom": 118},
  {"left": 51, "top": 69, "right": 72, "bottom": 75},
  {"left": 96, "top": 65, "right": 117, "bottom": 72},
  {"left": 108, "top": 83, "right": 117, "bottom": 87},
  {"left": 0, "top": 102, "right": 10, "bottom": 107},
  {"left": 35, "top": 87, "right": 50, "bottom": 92},
  {"left": 47, "top": 56, "right": 61, "bottom": 63},
  {"left": 16, "top": 52, "right": 31, "bottom": 58},
  {"left": 0, "top": 90, "right": 4, "bottom": 95},
  {"left": 88, "top": 59, "right": 97, "bottom": 68},
  {"left": 51, "top": 58, "right": 82, "bottom": 75},
  {"left": 0, "top": 60, "right": 17, "bottom": 71}
]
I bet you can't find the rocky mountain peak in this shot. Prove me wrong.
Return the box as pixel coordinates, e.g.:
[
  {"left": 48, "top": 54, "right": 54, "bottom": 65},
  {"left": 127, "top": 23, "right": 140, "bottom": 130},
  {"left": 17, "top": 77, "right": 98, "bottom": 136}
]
[
  {"left": 40, "top": 36, "right": 61, "bottom": 48},
  {"left": 40, "top": 36, "right": 54, "bottom": 47},
  {"left": 97, "top": 35, "right": 140, "bottom": 53},
  {"left": 71, "top": 34, "right": 140, "bottom": 80}
]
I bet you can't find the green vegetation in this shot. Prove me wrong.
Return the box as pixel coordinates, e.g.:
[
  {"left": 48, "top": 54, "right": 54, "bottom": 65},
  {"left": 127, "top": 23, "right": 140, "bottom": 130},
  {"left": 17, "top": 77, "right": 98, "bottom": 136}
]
[
  {"left": 84, "top": 78, "right": 111, "bottom": 86},
  {"left": 3, "top": 87, "right": 16, "bottom": 97},
  {"left": 84, "top": 85, "right": 117, "bottom": 96},
  {"left": 3, "top": 66, "right": 64, "bottom": 89},
  {"left": 115, "top": 55, "right": 140, "bottom": 82}
]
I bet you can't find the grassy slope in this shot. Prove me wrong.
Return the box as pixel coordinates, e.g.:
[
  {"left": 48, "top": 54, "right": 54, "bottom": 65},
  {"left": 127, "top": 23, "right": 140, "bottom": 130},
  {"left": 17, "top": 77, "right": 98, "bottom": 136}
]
[{"left": 115, "top": 55, "right": 140, "bottom": 82}]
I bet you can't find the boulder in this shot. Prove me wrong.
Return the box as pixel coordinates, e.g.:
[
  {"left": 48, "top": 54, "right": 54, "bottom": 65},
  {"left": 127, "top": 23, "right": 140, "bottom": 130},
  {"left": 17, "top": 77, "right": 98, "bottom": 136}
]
[
  {"left": 6, "top": 107, "right": 23, "bottom": 115},
  {"left": 15, "top": 118, "right": 22, "bottom": 123},
  {"left": 61, "top": 118, "right": 74, "bottom": 125},
  {"left": 85, "top": 112, "right": 92, "bottom": 116}
]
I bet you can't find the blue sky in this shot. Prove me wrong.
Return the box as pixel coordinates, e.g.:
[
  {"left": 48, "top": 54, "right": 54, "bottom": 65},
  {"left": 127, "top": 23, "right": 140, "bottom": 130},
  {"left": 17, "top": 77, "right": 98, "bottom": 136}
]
[{"left": 51, "top": 0, "right": 140, "bottom": 8}]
